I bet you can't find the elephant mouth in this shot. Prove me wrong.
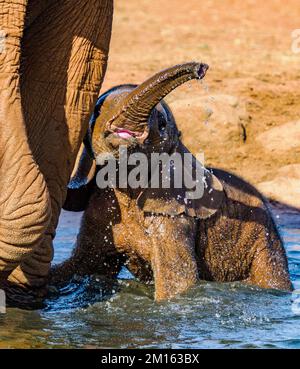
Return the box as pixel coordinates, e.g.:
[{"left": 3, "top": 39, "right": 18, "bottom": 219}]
[
  {"left": 115, "top": 128, "right": 136, "bottom": 139},
  {"left": 100, "top": 62, "right": 209, "bottom": 149},
  {"left": 109, "top": 125, "right": 149, "bottom": 144}
]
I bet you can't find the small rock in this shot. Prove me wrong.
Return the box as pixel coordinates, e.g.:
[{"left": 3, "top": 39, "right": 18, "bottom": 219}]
[
  {"left": 256, "top": 120, "right": 300, "bottom": 152},
  {"left": 169, "top": 94, "right": 250, "bottom": 149},
  {"left": 257, "top": 164, "right": 300, "bottom": 208}
]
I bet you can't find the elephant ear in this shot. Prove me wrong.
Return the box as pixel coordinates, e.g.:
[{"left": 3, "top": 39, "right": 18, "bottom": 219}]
[
  {"left": 137, "top": 143, "right": 224, "bottom": 219},
  {"left": 63, "top": 143, "right": 96, "bottom": 212}
]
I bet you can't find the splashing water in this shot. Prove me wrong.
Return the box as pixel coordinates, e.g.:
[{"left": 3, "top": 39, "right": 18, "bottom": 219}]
[
  {"left": 198, "top": 79, "right": 215, "bottom": 126},
  {"left": 0, "top": 205, "right": 300, "bottom": 348},
  {"left": 199, "top": 78, "right": 210, "bottom": 93}
]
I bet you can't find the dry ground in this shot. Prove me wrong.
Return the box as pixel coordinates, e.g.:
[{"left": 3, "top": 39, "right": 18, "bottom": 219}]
[{"left": 102, "top": 0, "right": 300, "bottom": 206}]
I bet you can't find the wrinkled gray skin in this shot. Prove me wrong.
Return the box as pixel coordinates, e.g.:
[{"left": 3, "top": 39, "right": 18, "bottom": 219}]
[
  {"left": 52, "top": 63, "right": 292, "bottom": 301},
  {"left": 0, "top": 0, "right": 113, "bottom": 307}
]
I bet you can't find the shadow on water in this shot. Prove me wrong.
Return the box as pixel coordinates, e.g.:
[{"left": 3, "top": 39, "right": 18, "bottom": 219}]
[{"left": 1, "top": 203, "right": 300, "bottom": 348}]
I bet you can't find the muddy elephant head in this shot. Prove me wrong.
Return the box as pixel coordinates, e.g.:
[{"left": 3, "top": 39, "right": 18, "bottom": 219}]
[
  {"left": 67, "top": 62, "right": 210, "bottom": 184},
  {"left": 86, "top": 62, "right": 208, "bottom": 157},
  {"left": 67, "top": 62, "right": 223, "bottom": 217},
  {"left": 0, "top": 0, "right": 113, "bottom": 297},
  {"left": 64, "top": 62, "right": 225, "bottom": 301}
]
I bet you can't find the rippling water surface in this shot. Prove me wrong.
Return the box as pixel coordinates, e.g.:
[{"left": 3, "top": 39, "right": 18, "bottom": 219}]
[{"left": 1, "top": 205, "right": 300, "bottom": 348}]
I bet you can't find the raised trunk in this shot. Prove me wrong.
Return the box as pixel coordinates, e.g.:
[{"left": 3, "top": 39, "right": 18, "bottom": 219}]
[
  {"left": 107, "top": 62, "right": 208, "bottom": 132},
  {"left": 0, "top": 2, "right": 51, "bottom": 274},
  {"left": 107, "top": 62, "right": 208, "bottom": 133}
]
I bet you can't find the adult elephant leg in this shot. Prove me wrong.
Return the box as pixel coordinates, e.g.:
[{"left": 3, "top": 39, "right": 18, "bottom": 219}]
[
  {"left": 0, "top": 2, "right": 51, "bottom": 280},
  {"left": 8, "top": 0, "right": 113, "bottom": 287}
]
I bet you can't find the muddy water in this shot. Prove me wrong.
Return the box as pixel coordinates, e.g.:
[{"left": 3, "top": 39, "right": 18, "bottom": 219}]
[{"left": 0, "top": 205, "right": 299, "bottom": 348}]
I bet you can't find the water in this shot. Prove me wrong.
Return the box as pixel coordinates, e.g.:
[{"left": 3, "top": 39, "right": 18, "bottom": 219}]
[
  {"left": 187, "top": 79, "right": 214, "bottom": 126},
  {"left": 0, "top": 205, "right": 300, "bottom": 348}
]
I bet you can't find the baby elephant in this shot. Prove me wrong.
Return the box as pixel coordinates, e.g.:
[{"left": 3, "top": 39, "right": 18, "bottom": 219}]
[{"left": 52, "top": 62, "right": 292, "bottom": 300}]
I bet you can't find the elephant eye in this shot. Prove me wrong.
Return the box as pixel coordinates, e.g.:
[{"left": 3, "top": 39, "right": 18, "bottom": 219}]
[{"left": 157, "top": 112, "right": 167, "bottom": 131}]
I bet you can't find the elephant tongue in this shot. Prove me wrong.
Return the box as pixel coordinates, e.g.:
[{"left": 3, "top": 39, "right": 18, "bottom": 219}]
[
  {"left": 115, "top": 128, "right": 136, "bottom": 139},
  {"left": 114, "top": 127, "right": 148, "bottom": 144}
]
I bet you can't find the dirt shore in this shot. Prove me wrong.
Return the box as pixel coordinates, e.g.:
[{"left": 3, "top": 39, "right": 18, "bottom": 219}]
[{"left": 102, "top": 0, "right": 300, "bottom": 207}]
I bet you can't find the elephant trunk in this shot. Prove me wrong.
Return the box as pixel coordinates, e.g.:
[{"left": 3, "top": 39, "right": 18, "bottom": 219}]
[
  {"left": 107, "top": 62, "right": 209, "bottom": 136},
  {"left": 149, "top": 218, "right": 199, "bottom": 301}
]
